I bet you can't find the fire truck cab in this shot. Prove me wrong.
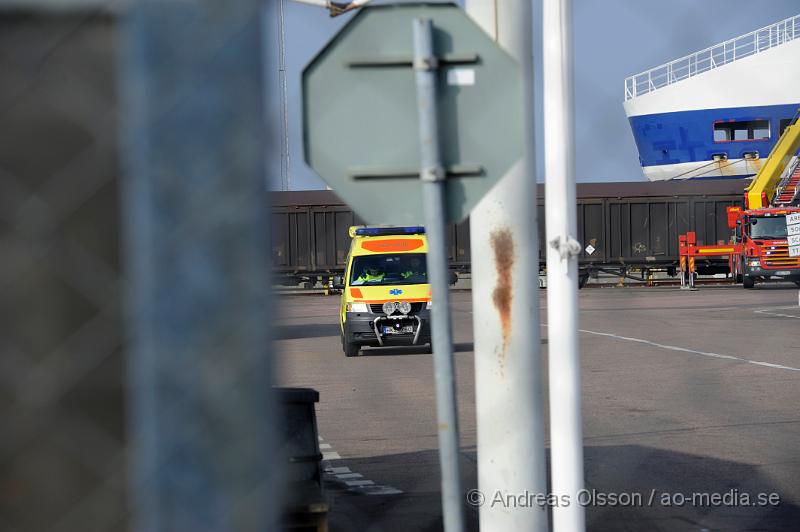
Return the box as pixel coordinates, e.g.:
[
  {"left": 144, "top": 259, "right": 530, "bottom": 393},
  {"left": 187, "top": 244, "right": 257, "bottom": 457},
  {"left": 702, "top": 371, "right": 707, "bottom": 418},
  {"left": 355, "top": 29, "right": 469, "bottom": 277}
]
[{"left": 729, "top": 206, "right": 800, "bottom": 288}]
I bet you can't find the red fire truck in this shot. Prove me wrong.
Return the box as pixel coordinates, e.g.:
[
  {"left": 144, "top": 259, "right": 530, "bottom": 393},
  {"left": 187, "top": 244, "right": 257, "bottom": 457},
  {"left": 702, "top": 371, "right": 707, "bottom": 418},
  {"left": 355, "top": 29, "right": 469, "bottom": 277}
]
[{"left": 680, "top": 114, "right": 800, "bottom": 289}]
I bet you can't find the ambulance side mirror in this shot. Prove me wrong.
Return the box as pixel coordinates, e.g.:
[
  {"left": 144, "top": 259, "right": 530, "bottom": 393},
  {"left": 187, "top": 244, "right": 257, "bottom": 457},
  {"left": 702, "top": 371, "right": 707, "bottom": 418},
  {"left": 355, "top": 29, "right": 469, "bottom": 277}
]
[{"left": 332, "top": 275, "right": 345, "bottom": 290}]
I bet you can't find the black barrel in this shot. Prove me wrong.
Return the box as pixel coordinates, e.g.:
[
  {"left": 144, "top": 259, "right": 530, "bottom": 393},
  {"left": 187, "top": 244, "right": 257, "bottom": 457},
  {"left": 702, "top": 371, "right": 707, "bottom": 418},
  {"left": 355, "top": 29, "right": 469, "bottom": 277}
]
[{"left": 278, "top": 387, "right": 323, "bottom": 484}]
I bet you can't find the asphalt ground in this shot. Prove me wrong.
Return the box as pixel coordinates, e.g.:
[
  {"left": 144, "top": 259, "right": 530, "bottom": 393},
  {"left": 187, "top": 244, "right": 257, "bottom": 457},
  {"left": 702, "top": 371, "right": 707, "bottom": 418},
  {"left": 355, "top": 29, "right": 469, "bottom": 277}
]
[{"left": 275, "top": 285, "right": 800, "bottom": 532}]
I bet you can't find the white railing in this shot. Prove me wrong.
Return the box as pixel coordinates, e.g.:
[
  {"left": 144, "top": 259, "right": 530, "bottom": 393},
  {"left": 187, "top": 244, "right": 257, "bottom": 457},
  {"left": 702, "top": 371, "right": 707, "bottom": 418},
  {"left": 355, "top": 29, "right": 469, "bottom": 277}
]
[{"left": 624, "top": 14, "right": 800, "bottom": 100}]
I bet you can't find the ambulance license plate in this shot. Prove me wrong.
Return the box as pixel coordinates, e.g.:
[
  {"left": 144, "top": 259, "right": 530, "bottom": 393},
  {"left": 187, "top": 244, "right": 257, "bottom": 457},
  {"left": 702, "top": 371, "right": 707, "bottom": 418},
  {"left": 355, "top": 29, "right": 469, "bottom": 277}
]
[{"left": 383, "top": 325, "right": 414, "bottom": 335}]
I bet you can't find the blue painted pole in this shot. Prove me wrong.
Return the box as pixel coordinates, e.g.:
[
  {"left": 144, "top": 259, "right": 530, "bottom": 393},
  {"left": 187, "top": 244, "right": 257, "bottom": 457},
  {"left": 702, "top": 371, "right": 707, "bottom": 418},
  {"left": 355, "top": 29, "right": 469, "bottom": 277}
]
[{"left": 121, "top": 1, "right": 277, "bottom": 530}]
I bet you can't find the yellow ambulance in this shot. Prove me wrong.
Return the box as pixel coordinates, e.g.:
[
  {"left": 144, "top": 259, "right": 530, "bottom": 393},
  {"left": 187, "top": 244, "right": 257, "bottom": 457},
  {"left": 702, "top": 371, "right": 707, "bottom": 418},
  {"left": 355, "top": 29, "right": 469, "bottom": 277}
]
[{"left": 336, "top": 226, "right": 432, "bottom": 357}]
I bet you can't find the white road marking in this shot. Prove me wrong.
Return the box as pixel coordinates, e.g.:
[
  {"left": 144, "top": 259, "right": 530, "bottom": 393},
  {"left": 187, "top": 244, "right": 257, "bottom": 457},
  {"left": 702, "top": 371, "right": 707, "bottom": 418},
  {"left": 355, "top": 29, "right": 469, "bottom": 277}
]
[
  {"left": 319, "top": 437, "right": 404, "bottom": 495},
  {"left": 544, "top": 324, "right": 800, "bottom": 372},
  {"left": 754, "top": 306, "right": 800, "bottom": 319},
  {"left": 345, "top": 479, "right": 375, "bottom": 487},
  {"left": 362, "top": 486, "right": 404, "bottom": 495},
  {"left": 336, "top": 473, "right": 364, "bottom": 480}
]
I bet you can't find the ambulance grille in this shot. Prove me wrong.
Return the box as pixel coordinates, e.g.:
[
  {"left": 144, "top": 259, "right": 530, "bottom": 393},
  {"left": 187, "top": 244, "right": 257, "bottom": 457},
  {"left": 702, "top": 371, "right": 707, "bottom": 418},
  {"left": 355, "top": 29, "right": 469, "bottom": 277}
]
[{"left": 370, "top": 303, "right": 425, "bottom": 314}]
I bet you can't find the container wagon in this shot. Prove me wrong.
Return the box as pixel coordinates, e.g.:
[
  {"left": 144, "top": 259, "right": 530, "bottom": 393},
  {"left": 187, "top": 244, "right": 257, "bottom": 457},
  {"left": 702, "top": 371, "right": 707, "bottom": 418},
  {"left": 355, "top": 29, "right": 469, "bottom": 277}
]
[{"left": 270, "top": 180, "right": 743, "bottom": 286}]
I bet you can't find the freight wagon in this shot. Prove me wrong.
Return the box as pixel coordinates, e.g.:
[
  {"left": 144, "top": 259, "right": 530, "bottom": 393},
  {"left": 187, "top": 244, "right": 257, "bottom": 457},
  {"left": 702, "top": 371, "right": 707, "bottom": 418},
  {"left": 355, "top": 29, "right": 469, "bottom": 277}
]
[{"left": 270, "top": 181, "right": 743, "bottom": 286}]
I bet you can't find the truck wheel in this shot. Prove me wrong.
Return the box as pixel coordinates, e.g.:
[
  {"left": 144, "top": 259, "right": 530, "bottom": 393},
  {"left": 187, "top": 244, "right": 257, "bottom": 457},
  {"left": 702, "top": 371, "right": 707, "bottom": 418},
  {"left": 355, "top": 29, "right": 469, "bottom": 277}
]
[
  {"left": 743, "top": 275, "right": 755, "bottom": 289},
  {"left": 738, "top": 258, "right": 748, "bottom": 283}
]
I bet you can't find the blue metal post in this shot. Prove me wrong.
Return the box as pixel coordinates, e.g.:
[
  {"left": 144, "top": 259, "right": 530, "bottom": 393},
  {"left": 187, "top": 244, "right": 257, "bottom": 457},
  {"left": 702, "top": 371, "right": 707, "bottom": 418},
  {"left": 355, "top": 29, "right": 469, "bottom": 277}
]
[{"left": 121, "top": 1, "right": 277, "bottom": 531}]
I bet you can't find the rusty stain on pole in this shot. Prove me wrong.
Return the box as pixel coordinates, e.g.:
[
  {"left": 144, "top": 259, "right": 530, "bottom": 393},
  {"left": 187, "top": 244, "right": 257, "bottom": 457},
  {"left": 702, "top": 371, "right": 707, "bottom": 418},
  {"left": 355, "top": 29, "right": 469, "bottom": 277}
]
[{"left": 490, "top": 227, "right": 514, "bottom": 357}]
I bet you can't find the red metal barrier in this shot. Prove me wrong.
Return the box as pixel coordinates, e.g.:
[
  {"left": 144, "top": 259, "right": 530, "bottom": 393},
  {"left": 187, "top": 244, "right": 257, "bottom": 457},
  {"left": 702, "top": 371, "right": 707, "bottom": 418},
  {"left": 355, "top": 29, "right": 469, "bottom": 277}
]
[{"left": 678, "top": 231, "right": 740, "bottom": 289}]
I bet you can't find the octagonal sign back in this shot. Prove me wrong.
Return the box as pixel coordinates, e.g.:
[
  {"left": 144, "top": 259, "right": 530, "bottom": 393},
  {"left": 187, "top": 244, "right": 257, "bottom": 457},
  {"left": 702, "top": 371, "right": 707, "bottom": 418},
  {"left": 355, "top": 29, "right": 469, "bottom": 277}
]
[{"left": 302, "top": 2, "right": 522, "bottom": 225}]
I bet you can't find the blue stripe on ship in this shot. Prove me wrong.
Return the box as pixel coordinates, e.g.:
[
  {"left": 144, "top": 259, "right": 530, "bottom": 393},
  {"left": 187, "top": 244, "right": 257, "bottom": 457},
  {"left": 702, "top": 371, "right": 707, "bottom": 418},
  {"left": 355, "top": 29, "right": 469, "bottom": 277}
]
[{"left": 629, "top": 103, "right": 799, "bottom": 172}]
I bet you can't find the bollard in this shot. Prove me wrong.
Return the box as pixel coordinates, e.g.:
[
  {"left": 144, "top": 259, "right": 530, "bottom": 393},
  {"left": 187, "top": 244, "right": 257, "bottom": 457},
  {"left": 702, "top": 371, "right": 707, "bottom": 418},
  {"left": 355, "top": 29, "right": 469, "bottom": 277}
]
[
  {"left": 278, "top": 387, "right": 328, "bottom": 532},
  {"left": 679, "top": 255, "right": 687, "bottom": 289},
  {"left": 679, "top": 234, "right": 687, "bottom": 289}
]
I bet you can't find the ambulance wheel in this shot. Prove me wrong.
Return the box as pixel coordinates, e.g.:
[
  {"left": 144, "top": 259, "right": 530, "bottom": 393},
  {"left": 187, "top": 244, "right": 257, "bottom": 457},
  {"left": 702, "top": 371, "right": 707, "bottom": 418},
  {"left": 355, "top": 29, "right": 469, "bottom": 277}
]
[
  {"left": 743, "top": 276, "right": 755, "bottom": 289},
  {"left": 342, "top": 325, "right": 359, "bottom": 357},
  {"left": 344, "top": 341, "right": 360, "bottom": 357}
]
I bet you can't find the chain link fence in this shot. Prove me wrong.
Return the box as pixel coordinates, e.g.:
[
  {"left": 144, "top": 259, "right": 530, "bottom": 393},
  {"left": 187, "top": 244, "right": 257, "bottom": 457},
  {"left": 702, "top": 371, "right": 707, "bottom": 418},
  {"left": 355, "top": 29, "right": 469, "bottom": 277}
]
[
  {"left": 1, "top": 2, "right": 280, "bottom": 530},
  {"left": 0, "top": 9, "right": 127, "bottom": 532}
]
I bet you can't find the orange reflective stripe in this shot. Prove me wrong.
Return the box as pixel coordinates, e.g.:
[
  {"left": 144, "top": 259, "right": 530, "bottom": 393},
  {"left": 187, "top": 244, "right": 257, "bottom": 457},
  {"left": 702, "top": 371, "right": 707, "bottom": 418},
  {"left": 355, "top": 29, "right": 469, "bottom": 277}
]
[
  {"left": 360, "top": 239, "right": 424, "bottom": 252},
  {"left": 697, "top": 247, "right": 734, "bottom": 254}
]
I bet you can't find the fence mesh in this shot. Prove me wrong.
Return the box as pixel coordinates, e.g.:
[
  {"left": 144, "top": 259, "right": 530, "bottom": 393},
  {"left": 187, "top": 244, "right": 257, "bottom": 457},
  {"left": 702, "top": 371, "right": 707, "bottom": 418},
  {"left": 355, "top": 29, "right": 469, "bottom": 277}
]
[{"left": 0, "top": 11, "right": 127, "bottom": 532}]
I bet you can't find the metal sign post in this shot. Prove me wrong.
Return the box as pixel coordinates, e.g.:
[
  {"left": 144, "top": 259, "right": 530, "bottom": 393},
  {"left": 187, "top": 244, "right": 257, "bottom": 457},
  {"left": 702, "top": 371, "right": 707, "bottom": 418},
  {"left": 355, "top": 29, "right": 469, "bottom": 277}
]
[{"left": 412, "top": 18, "right": 465, "bottom": 532}]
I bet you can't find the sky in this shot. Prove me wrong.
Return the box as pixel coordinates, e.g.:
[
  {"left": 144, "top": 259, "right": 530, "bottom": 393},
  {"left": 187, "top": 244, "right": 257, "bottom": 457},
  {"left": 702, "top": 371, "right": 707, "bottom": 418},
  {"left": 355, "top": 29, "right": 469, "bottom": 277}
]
[{"left": 268, "top": 0, "right": 800, "bottom": 190}]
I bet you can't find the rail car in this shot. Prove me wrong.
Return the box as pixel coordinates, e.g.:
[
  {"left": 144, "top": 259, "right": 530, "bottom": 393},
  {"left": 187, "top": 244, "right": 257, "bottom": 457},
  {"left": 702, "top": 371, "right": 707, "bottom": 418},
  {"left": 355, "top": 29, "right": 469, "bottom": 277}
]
[{"left": 270, "top": 181, "right": 743, "bottom": 286}]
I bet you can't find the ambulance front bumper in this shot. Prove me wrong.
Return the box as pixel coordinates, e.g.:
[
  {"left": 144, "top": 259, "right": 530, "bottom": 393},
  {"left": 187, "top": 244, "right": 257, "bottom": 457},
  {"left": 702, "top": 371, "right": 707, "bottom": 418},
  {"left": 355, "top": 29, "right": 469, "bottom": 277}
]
[{"left": 344, "top": 310, "right": 431, "bottom": 346}]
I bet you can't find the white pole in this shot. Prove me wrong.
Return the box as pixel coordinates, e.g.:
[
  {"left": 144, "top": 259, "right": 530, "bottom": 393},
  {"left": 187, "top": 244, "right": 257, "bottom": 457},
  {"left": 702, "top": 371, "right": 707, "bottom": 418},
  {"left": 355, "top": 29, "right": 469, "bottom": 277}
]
[
  {"left": 465, "top": 1, "right": 548, "bottom": 531},
  {"left": 278, "top": 0, "right": 291, "bottom": 191},
  {"left": 543, "top": 0, "right": 586, "bottom": 530}
]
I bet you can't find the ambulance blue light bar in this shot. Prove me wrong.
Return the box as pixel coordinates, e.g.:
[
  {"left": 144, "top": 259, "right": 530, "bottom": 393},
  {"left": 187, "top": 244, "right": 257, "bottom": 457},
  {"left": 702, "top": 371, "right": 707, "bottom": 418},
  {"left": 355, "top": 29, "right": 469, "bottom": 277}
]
[{"left": 354, "top": 226, "right": 426, "bottom": 236}]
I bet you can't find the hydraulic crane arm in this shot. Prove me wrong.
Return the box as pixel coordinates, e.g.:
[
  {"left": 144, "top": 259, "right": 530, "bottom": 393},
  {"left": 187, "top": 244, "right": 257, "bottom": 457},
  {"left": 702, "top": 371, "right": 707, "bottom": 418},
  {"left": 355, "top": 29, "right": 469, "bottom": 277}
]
[{"left": 745, "top": 111, "right": 800, "bottom": 209}]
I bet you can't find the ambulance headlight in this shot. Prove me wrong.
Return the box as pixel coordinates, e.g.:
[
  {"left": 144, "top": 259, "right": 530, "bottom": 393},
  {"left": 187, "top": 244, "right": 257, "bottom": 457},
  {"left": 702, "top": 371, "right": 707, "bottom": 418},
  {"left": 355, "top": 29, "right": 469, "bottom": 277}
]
[
  {"left": 346, "top": 303, "right": 369, "bottom": 313},
  {"left": 398, "top": 301, "right": 412, "bottom": 315},
  {"left": 747, "top": 259, "right": 760, "bottom": 268},
  {"left": 382, "top": 301, "right": 397, "bottom": 315}
]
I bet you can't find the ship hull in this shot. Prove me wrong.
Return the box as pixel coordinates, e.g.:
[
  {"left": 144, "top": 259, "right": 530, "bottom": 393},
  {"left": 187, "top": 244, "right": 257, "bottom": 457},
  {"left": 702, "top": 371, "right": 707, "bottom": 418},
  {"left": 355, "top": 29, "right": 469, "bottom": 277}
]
[
  {"left": 624, "top": 33, "right": 800, "bottom": 181},
  {"left": 629, "top": 104, "right": 797, "bottom": 180}
]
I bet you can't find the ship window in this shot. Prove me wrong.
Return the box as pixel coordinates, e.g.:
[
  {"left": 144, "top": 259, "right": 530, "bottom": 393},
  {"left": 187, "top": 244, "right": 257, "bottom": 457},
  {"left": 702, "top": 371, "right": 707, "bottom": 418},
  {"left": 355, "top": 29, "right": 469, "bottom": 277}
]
[
  {"left": 713, "top": 119, "right": 770, "bottom": 142},
  {"left": 779, "top": 118, "right": 793, "bottom": 136}
]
